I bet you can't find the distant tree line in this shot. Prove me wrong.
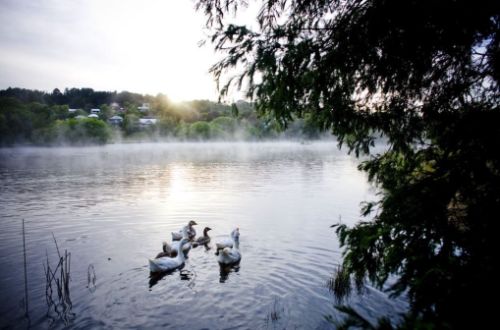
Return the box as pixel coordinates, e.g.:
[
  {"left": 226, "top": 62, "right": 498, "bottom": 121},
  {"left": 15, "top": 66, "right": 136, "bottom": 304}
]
[
  {"left": 0, "top": 87, "right": 323, "bottom": 145},
  {"left": 0, "top": 87, "right": 147, "bottom": 109}
]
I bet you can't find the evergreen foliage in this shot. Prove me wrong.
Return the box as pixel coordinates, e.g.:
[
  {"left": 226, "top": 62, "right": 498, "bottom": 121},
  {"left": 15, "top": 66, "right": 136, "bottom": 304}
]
[{"left": 196, "top": 0, "right": 500, "bottom": 328}]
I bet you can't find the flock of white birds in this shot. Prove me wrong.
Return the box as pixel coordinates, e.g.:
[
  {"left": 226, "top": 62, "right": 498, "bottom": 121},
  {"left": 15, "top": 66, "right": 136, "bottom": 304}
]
[{"left": 148, "top": 220, "right": 241, "bottom": 273}]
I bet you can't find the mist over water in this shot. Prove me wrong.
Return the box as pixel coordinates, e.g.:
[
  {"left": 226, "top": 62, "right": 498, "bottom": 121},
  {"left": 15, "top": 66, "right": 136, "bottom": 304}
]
[{"left": 0, "top": 142, "right": 405, "bottom": 329}]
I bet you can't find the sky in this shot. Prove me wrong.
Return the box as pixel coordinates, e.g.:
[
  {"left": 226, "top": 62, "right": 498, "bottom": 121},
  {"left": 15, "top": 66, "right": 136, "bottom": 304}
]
[{"left": 0, "top": 0, "right": 245, "bottom": 102}]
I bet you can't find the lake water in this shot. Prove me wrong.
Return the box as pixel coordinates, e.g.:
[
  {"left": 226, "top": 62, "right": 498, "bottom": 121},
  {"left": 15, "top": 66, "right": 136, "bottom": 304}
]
[{"left": 0, "top": 142, "right": 406, "bottom": 329}]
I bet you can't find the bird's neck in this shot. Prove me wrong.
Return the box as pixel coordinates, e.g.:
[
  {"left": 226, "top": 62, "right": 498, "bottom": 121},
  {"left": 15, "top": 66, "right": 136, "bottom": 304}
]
[
  {"left": 203, "top": 229, "right": 210, "bottom": 237},
  {"left": 177, "top": 249, "right": 186, "bottom": 262},
  {"left": 177, "top": 240, "right": 189, "bottom": 261}
]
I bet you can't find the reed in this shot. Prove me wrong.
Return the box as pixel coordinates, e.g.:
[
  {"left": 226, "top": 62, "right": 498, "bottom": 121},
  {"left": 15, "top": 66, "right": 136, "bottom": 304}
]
[
  {"left": 87, "top": 264, "right": 97, "bottom": 292},
  {"left": 22, "top": 219, "right": 31, "bottom": 326},
  {"left": 265, "top": 296, "right": 284, "bottom": 328},
  {"left": 43, "top": 233, "right": 74, "bottom": 326},
  {"left": 327, "top": 264, "right": 352, "bottom": 304}
]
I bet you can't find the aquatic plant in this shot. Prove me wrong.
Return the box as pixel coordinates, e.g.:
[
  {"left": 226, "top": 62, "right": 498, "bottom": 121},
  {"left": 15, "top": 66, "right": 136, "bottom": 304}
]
[{"left": 43, "top": 233, "right": 74, "bottom": 326}]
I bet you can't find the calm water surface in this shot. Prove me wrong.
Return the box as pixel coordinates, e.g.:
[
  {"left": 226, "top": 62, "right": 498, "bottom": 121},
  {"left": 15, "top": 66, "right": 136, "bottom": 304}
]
[{"left": 0, "top": 142, "right": 406, "bottom": 329}]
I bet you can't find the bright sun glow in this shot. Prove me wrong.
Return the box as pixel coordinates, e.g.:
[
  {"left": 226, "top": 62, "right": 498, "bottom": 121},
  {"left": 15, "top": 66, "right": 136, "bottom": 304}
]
[
  {"left": 0, "top": 0, "right": 221, "bottom": 101},
  {"left": 159, "top": 164, "right": 205, "bottom": 222}
]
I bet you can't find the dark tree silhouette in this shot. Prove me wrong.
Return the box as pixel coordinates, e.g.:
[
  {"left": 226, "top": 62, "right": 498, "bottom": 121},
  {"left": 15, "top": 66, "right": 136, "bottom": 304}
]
[{"left": 196, "top": 0, "right": 500, "bottom": 328}]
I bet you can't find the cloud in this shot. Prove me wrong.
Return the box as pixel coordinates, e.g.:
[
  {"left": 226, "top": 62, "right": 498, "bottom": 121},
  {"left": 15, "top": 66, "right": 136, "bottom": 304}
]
[{"left": 0, "top": 0, "right": 220, "bottom": 101}]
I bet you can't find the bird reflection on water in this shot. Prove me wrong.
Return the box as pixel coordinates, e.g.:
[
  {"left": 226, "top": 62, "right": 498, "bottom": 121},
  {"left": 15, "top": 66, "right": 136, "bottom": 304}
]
[
  {"left": 0, "top": 143, "right": 397, "bottom": 328},
  {"left": 148, "top": 264, "right": 185, "bottom": 289},
  {"left": 219, "top": 263, "right": 241, "bottom": 283},
  {"left": 148, "top": 241, "right": 213, "bottom": 289},
  {"left": 148, "top": 266, "right": 199, "bottom": 292},
  {"left": 180, "top": 269, "right": 197, "bottom": 290}
]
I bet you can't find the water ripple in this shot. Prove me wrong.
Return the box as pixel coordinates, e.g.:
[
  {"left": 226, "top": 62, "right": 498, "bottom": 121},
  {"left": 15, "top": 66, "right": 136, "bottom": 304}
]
[{"left": 0, "top": 142, "right": 405, "bottom": 329}]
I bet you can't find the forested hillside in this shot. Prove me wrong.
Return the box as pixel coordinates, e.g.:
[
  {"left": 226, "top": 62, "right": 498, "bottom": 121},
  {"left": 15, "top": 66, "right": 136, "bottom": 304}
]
[{"left": 0, "top": 87, "right": 322, "bottom": 145}]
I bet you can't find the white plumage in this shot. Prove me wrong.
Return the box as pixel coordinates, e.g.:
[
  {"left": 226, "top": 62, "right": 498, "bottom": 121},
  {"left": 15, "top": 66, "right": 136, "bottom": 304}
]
[
  {"left": 171, "top": 231, "right": 182, "bottom": 241},
  {"left": 215, "top": 228, "right": 239, "bottom": 251},
  {"left": 171, "top": 220, "right": 197, "bottom": 241},
  {"left": 149, "top": 238, "right": 190, "bottom": 272},
  {"left": 171, "top": 238, "right": 192, "bottom": 255},
  {"left": 155, "top": 241, "right": 173, "bottom": 258},
  {"left": 217, "top": 228, "right": 241, "bottom": 265}
]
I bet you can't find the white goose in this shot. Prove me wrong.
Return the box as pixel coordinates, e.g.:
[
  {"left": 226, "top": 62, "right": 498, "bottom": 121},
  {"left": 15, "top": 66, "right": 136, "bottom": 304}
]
[
  {"left": 171, "top": 220, "right": 198, "bottom": 241},
  {"left": 215, "top": 228, "right": 239, "bottom": 251},
  {"left": 155, "top": 241, "right": 173, "bottom": 258},
  {"left": 217, "top": 228, "right": 241, "bottom": 265},
  {"left": 171, "top": 237, "right": 192, "bottom": 256},
  {"left": 149, "top": 238, "right": 190, "bottom": 272}
]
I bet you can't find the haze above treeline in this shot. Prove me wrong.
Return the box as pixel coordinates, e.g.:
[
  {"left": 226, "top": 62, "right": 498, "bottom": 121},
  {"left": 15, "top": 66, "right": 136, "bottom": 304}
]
[{"left": 0, "top": 87, "right": 324, "bottom": 146}]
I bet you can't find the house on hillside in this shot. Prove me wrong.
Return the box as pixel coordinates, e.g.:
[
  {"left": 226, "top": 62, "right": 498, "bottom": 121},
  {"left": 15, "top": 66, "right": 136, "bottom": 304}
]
[
  {"left": 139, "top": 117, "right": 157, "bottom": 128},
  {"left": 110, "top": 102, "right": 125, "bottom": 113},
  {"left": 138, "top": 103, "right": 150, "bottom": 112},
  {"left": 108, "top": 115, "right": 123, "bottom": 126},
  {"left": 90, "top": 108, "right": 101, "bottom": 115},
  {"left": 88, "top": 114, "right": 99, "bottom": 118}
]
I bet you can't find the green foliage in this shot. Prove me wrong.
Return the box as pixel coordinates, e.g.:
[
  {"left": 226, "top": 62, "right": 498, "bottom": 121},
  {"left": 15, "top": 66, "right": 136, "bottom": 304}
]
[
  {"left": 0, "top": 97, "right": 32, "bottom": 144},
  {"left": 158, "top": 116, "right": 178, "bottom": 137},
  {"left": 0, "top": 87, "right": 48, "bottom": 103},
  {"left": 0, "top": 87, "right": 325, "bottom": 143},
  {"left": 123, "top": 113, "right": 140, "bottom": 136},
  {"left": 197, "top": 0, "right": 500, "bottom": 328},
  {"left": 330, "top": 305, "right": 393, "bottom": 330},
  {"left": 76, "top": 118, "right": 111, "bottom": 144},
  {"left": 211, "top": 116, "right": 236, "bottom": 135},
  {"left": 37, "top": 118, "right": 111, "bottom": 145},
  {"left": 175, "top": 121, "right": 191, "bottom": 139},
  {"left": 230, "top": 103, "right": 239, "bottom": 117},
  {"left": 99, "top": 104, "right": 112, "bottom": 121},
  {"left": 189, "top": 121, "right": 211, "bottom": 139}
]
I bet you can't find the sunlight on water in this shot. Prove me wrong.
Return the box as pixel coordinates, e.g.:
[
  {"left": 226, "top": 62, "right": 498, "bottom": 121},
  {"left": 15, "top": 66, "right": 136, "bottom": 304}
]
[{"left": 0, "top": 142, "right": 405, "bottom": 329}]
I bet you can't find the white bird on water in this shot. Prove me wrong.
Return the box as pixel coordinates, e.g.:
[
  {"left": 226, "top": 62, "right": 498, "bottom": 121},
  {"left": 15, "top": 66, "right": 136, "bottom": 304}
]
[
  {"left": 171, "top": 220, "right": 197, "bottom": 241},
  {"left": 155, "top": 241, "right": 173, "bottom": 258},
  {"left": 170, "top": 220, "right": 198, "bottom": 255},
  {"left": 217, "top": 228, "right": 241, "bottom": 265},
  {"left": 149, "top": 238, "right": 190, "bottom": 272},
  {"left": 215, "top": 228, "right": 239, "bottom": 251}
]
